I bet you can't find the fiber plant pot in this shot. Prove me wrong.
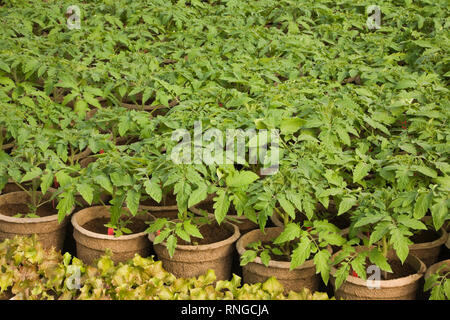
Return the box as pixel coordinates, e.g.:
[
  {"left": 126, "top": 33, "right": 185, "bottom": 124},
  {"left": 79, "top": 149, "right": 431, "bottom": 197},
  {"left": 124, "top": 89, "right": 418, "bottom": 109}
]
[
  {"left": 330, "top": 249, "right": 426, "bottom": 300},
  {"left": 236, "top": 227, "right": 331, "bottom": 293},
  {"left": 409, "top": 226, "right": 448, "bottom": 267},
  {"left": 148, "top": 221, "right": 240, "bottom": 281},
  {"left": 190, "top": 198, "right": 258, "bottom": 235},
  {"left": 0, "top": 191, "right": 70, "bottom": 251},
  {"left": 72, "top": 206, "right": 152, "bottom": 265}
]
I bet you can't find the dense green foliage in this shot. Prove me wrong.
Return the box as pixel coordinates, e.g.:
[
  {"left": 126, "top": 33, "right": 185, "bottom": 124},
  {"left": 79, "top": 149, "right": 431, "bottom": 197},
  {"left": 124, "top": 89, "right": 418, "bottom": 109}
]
[{"left": 0, "top": 0, "right": 448, "bottom": 290}]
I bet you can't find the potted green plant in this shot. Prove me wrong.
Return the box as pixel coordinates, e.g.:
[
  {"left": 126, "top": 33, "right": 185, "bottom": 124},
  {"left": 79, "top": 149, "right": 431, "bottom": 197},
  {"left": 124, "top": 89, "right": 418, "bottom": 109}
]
[
  {"left": 146, "top": 163, "right": 241, "bottom": 281},
  {"left": 69, "top": 153, "right": 152, "bottom": 264},
  {"left": 0, "top": 140, "right": 70, "bottom": 251},
  {"left": 331, "top": 189, "right": 428, "bottom": 300}
]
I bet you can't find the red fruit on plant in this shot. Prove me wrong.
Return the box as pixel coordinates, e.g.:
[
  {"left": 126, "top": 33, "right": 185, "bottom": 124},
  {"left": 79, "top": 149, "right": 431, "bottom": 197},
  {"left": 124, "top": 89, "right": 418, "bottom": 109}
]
[
  {"left": 218, "top": 102, "right": 223, "bottom": 107},
  {"left": 351, "top": 269, "right": 359, "bottom": 278},
  {"left": 107, "top": 228, "right": 114, "bottom": 236},
  {"left": 99, "top": 149, "right": 105, "bottom": 154},
  {"left": 53, "top": 177, "right": 59, "bottom": 188}
]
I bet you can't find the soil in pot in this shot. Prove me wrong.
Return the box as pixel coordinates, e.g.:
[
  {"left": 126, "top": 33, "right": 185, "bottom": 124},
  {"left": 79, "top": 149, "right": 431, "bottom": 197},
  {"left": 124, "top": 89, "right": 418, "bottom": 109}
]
[
  {"left": 72, "top": 206, "right": 153, "bottom": 265},
  {"left": 236, "top": 227, "right": 329, "bottom": 293},
  {"left": 0, "top": 191, "right": 69, "bottom": 252},
  {"left": 0, "top": 202, "right": 57, "bottom": 218},
  {"left": 331, "top": 250, "right": 426, "bottom": 300},
  {"left": 149, "top": 221, "right": 240, "bottom": 281},
  {"left": 82, "top": 217, "right": 147, "bottom": 235}
]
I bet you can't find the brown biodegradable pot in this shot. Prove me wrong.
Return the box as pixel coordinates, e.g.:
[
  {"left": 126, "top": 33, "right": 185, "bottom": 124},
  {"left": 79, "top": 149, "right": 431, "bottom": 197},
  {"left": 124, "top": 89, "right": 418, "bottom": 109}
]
[
  {"left": 236, "top": 227, "right": 331, "bottom": 293},
  {"left": 148, "top": 221, "right": 240, "bottom": 281},
  {"left": 190, "top": 199, "right": 257, "bottom": 234},
  {"left": 72, "top": 206, "right": 152, "bottom": 265},
  {"left": 330, "top": 249, "right": 426, "bottom": 300},
  {"left": 409, "top": 227, "right": 448, "bottom": 267},
  {"left": 425, "top": 259, "right": 450, "bottom": 282},
  {"left": 0, "top": 191, "right": 69, "bottom": 251}
]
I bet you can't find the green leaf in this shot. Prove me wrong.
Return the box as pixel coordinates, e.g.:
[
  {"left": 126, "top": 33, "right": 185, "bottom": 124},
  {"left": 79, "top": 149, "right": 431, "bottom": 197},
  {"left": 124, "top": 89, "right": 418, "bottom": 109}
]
[
  {"left": 273, "top": 223, "right": 301, "bottom": 244},
  {"left": 290, "top": 237, "right": 311, "bottom": 270},
  {"left": 188, "top": 185, "right": 207, "bottom": 208},
  {"left": 278, "top": 195, "right": 295, "bottom": 220},
  {"left": 83, "top": 93, "right": 101, "bottom": 108},
  {"left": 166, "top": 234, "right": 177, "bottom": 258},
  {"left": 126, "top": 189, "right": 140, "bottom": 215},
  {"left": 260, "top": 250, "right": 271, "bottom": 267},
  {"left": 20, "top": 167, "right": 42, "bottom": 183},
  {"left": 369, "top": 248, "right": 392, "bottom": 273},
  {"left": 213, "top": 189, "right": 230, "bottom": 225},
  {"left": 431, "top": 199, "right": 448, "bottom": 231},
  {"left": 334, "top": 264, "right": 350, "bottom": 290},
  {"left": 397, "top": 215, "right": 427, "bottom": 230},
  {"left": 354, "top": 213, "right": 384, "bottom": 228},
  {"left": 146, "top": 218, "right": 167, "bottom": 234},
  {"left": 183, "top": 221, "right": 203, "bottom": 239},
  {"left": 414, "top": 192, "right": 432, "bottom": 219},
  {"left": 390, "top": 229, "right": 410, "bottom": 263},
  {"left": 280, "top": 118, "right": 305, "bottom": 135},
  {"left": 40, "top": 172, "right": 54, "bottom": 195},
  {"left": 0, "top": 61, "right": 10, "bottom": 73},
  {"left": 226, "top": 171, "right": 259, "bottom": 187},
  {"left": 144, "top": 179, "right": 162, "bottom": 203},
  {"left": 76, "top": 183, "right": 94, "bottom": 205},
  {"left": 411, "top": 165, "right": 437, "bottom": 178},
  {"left": 240, "top": 250, "right": 257, "bottom": 266},
  {"left": 338, "top": 198, "right": 356, "bottom": 216},
  {"left": 314, "top": 249, "right": 331, "bottom": 285},
  {"left": 94, "top": 174, "right": 113, "bottom": 194},
  {"left": 369, "top": 221, "right": 391, "bottom": 245},
  {"left": 353, "top": 162, "right": 371, "bottom": 183},
  {"left": 56, "top": 192, "right": 74, "bottom": 223},
  {"left": 153, "top": 228, "right": 171, "bottom": 245}
]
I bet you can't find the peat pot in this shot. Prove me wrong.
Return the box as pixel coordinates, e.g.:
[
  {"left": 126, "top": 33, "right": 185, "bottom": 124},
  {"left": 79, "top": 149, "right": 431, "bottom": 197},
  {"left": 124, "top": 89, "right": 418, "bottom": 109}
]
[
  {"left": 72, "top": 206, "right": 152, "bottom": 265},
  {"left": 236, "top": 227, "right": 331, "bottom": 293},
  {"left": 330, "top": 249, "right": 426, "bottom": 300},
  {"left": 0, "top": 191, "right": 69, "bottom": 251},
  {"left": 148, "top": 221, "right": 240, "bottom": 281}
]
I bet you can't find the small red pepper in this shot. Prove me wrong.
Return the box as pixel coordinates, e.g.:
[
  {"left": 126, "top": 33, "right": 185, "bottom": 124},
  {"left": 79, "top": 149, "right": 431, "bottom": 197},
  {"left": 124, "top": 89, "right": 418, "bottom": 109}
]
[
  {"left": 99, "top": 149, "right": 105, "bottom": 154},
  {"left": 157, "top": 230, "right": 161, "bottom": 236},
  {"left": 351, "top": 270, "right": 359, "bottom": 278},
  {"left": 107, "top": 228, "right": 114, "bottom": 236},
  {"left": 218, "top": 102, "right": 223, "bottom": 107}
]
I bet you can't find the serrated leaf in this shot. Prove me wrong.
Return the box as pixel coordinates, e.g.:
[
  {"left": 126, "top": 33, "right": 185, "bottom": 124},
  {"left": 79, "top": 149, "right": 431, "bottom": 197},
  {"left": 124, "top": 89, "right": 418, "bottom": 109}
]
[
  {"left": 338, "top": 198, "right": 356, "bottom": 216},
  {"left": 278, "top": 195, "right": 295, "bottom": 220},
  {"left": 353, "top": 162, "right": 371, "bottom": 183},
  {"left": 390, "top": 228, "right": 409, "bottom": 263},
  {"left": 76, "top": 183, "right": 94, "bottom": 205},
  {"left": 414, "top": 192, "right": 432, "bottom": 219},
  {"left": 290, "top": 237, "right": 311, "bottom": 270},
  {"left": 314, "top": 249, "right": 331, "bottom": 285},
  {"left": 369, "top": 248, "right": 392, "bottom": 273},
  {"left": 213, "top": 189, "right": 230, "bottom": 225},
  {"left": 126, "top": 189, "right": 140, "bottom": 215},
  {"left": 273, "top": 223, "right": 301, "bottom": 244},
  {"left": 144, "top": 179, "right": 162, "bottom": 203}
]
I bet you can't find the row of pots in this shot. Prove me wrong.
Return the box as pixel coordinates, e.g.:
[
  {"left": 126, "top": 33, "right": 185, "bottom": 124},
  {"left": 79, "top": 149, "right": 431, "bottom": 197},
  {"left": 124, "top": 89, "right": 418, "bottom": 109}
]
[{"left": 0, "top": 190, "right": 448, "bottom": 300}]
